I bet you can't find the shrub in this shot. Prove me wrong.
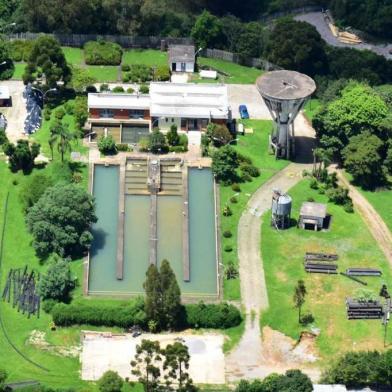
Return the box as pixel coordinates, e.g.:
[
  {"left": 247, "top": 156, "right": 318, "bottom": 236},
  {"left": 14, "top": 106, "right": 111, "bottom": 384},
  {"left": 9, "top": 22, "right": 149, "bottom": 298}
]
[
  {"left": 222, "top": 205, "right": 232, "bottom": 216},
  {"left": 54, "top": 107, "right": 66, "bottom": 120},
  {"left": 230, "top": 196, "right": 238, "bottom": 203},
  {"left": 240, "top": 164, "right": 260, "bottom": 178},
  {"left": 126, "top": 87, "right": 134, "bottom": 94},
  {"left": 185, "top": 302, "right": 242, "bottom": 329},
  {"left": 149, "top": 130, "right": 168, "bottom": 154},
  {"left": 112, "top": 86, "right": 124, "bottom": 93},
  {"left": 166, "top": 124, "right": 180, "bottom": 146},
  {"left": 128, "top": 64, "right": 152, "bottom": 83},
  {"left": 74, "top": 96, "right": 88, "bottom": 129},
  {"left": 212, "top": 145, "right": 239, "bottom": 185},
  {"left": 179, "top": 134, "right": 188, "bottom": 149},
  {"left": 344, "top": 201, "right": 354, "bottom": 213},
  {"left": 231, "top": 183, "right": 241, "bottom": 192},
  {"left": 3, "top": 140, "right": 40, "bottom": 174},
  {"left": 0, "top": 128, "right": 9, "bottom": 145},
  {"left": 72, "top": 173, "right": 83, "bottom": 183},
  {"left": 51, "top": 298, "right": 147, "bottom": 328},
  {"left": 42, "top": 299, "right": 58, "bottom": 314},
  {"left": 100, "top": 83, "right": 110, "bottom": 92},
  {"left": 225, "top": 262, "right": 239, "bottom": 280},
  {"left": 86, "top": 85, "right": 97, "bottom": 93},
  {"left": 98, "top": 135, "right": 118, "bottom": 155},
  {"left": 9, "top": 39, "right": 33, "bottom": 62},
  {"left": 116, "top": 143, "right": 130, "bottom": 152},
  {"left": 169, "top": 145, "right": 186, "bottom": 153},
  {"left": 121, "top": 64, "right": 130, "bottom": 72},
  {"left": 122, "top": 73, "right": 130, "bottom": 83},
  {"left": 138, "top": 136, "right": 150, "bottom": 152},
  {"left": 224, "top": 245, "right": 233, "bottom": 252},
  {"left": 223, "top": 230, "right": 232, "bottom": 238},
  {"left": 307, "top": 197, "right": 315, "bottom": 202},
  {"left": 240, "top": 172, "right": 252, "bottom": 182},
  {"left": 84, "top": 41, "right": 123, "bottom": 65},
  {"left": 206, "top": 123, "right": 232, "bottom": 147},
  {"left": 98, "top": 371, "right": 124, "bottom": 392},
  {"left": 310, "top": 178, "right": 319, "bottom": 189},
  {"left": 139, "top": 84, "right": 149, "bottom": 94},
  {"left": 237, "top": 153, "right": 252, "bottom": 165},
  {"left": 155, "top": 65, "right": 170, "bottom": 81},
  {"left": 326, "top": 186, "right": 351, "bottom": 205}
]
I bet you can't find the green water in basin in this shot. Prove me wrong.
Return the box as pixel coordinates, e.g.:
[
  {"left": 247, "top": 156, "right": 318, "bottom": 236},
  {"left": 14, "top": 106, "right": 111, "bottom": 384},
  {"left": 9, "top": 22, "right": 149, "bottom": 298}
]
[{"left": 89, "top": 166, "right": 217, "bottom": 296}]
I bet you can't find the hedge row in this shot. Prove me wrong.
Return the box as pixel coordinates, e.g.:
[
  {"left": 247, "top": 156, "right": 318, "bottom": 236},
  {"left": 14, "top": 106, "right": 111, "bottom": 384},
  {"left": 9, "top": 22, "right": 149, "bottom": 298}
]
[
  {"left": 52, "top": 298, "right": 147, "bottom": 328},
  {"left": 84, "top": 41, "right": 123, "bottom": 65},
  {"left": 51, "top": 301, "right": 242, "bottom": 330}
]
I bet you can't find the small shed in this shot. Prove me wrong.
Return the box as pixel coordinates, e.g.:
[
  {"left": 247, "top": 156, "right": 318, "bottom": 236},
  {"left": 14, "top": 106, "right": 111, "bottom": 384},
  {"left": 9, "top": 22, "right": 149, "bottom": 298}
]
[
  {"left": 0, "top": 86, "right": 10, "bottom": 106},
  {"left": 168, "top": 45, "right": 195, "bottom": 73},
  {"left": 299, "top": 202, "right": 327, "bottom": 231}
]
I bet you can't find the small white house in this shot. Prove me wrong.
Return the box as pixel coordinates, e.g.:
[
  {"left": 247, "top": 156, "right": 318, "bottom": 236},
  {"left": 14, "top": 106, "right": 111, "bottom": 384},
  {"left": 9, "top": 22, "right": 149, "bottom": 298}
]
[{"left": 168, "top": 45, "right": 195, "bottom": 73}]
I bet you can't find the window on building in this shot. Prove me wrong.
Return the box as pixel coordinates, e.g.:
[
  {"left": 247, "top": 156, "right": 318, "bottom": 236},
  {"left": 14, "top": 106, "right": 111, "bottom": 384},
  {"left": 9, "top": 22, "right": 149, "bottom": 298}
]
[
  {"left": 181, "top": 119, "right": 187, "bottom": 129},
  {"left": 100, "top": 109, "right": 114, "bottom": 118},
  {"left": 129, "top": 109, "right": 144, "bottom": 119}
]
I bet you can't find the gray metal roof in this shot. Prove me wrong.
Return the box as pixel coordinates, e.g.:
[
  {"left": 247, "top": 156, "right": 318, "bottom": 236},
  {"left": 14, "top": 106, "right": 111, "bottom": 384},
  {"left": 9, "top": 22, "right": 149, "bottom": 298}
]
[
  {"left": 168, "top": 45, "right": 195, "bottom": 63},
  {"left": 256, "top": 70, "right": 316, "bottom": 101},
  {"left": 300, "top": 202, "right": 327, "bottom": 218}
]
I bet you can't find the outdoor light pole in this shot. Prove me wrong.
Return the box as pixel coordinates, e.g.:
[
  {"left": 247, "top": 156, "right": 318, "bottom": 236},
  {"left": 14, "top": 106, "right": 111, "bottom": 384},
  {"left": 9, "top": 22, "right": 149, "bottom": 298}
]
[
  {"left": 31, "top": 86, "right": 57, "bottom": 105},
  {"left": 0, "top": 22, "right": 16, "bottom": 32}
]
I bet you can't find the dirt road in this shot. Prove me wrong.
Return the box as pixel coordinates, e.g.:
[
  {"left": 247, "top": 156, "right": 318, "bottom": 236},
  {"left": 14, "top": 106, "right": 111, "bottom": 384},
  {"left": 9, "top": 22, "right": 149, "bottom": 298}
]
[{"left": 335, "top": 169, "right": 392, "bottom": 266}]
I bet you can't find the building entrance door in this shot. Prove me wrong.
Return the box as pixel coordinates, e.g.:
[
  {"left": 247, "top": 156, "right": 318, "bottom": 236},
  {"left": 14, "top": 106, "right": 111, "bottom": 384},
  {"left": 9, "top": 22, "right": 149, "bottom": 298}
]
[{"left": 181, "top": 62, "right": 186, "bottom": 72}]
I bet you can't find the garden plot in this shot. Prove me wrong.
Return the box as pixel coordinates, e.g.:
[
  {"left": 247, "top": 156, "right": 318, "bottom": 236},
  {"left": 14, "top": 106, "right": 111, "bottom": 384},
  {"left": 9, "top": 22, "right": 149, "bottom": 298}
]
[{"left": 81, "top": 331, "right": 225, "bottom": 384}]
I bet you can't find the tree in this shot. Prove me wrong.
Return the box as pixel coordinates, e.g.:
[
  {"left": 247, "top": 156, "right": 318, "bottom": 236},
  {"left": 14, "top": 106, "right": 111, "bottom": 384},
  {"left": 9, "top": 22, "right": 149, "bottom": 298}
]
[
  {"left": 191, "top": 10, "right": 222, "bottom": 49},
  {"left": 71, "top": 66, "right": 97, "bottom": 92},
  {"left": 49, "top": 122, "right": 75, "bottom": 162},
  {"left": 166, "top": 124, "right": 180, "bottom": 146},
  {"left": 160, "top": 259, "right": 182, "bottom": 330},
  {"left": 131, "top": 339, "right": 163, "bottom": 392},
  {"left": 26, "top": 183, "right": 97, "bottom": 258},
  {"left": 20, "top": 172, "right": 54, "bottom": 210},
  {"left": 342, "top": 131, "right": 386, "bottom": 189},
  {"left": 3, "top": 139, "right": 40, "bottom": 173},
  {"left": 38, "top": 255, "right": 74, "bottom": 301},
  {"left": 206, "top": 123, "right": 232, "bottom": 147},
  {"left": 23, "top": 35, "right": 71, "bottom": 87},
  {"left": 293, "top": 280, "right": 307, "bottom": 323},
  {"left": 211, "top": 145, "right": 239, "bottom": 184},
  {"left": 163, "top": 342, "right": 196, "bottom": 392},
  {"left": 74, "top": 96, "right": 88, "bottom": 130},
  {"left": 265, "top": 18, "right": 327, "bottom": 76},
  {"left": 149, "top": 130, "right": 167, "bottom": 154},
  {"left": 98, "top": 370, "right": 124, "bottom": 392},
  {"left": 236, "top": 22, "right": 264, "bottom": 60},
  {"left": 313, "top": 83, "right": 388, "bottom": 158},
  {"left": 144, "top": 264, "right": 162, "bottom": 329},
  {"left": 0, "top": 37, "right": 13, "bottom": 80}
]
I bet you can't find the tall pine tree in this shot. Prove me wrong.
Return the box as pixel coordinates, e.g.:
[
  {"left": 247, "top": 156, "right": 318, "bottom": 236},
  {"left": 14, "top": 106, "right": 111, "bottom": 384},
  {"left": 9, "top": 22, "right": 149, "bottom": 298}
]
[{"left": 143, "top": 264, "right": 162, "bottom": 329}]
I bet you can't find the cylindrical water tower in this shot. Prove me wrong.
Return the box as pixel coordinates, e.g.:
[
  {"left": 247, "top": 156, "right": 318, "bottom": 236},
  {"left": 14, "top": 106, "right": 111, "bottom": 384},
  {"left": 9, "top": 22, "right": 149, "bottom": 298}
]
[
  {"left": 271, "top": 189, "right": 292, "bottom": 229},
  {"left": 256, "top": 70, "right": 316, "bottom": 160}
]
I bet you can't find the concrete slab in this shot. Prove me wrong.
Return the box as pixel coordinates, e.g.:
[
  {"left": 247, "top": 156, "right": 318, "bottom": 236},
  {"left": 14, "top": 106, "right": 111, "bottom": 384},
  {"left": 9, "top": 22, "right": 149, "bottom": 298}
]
[
  {"left": 227, "top": 84, "right": 271, "bottom": 120},
  {"left": 81, "top": 331, "right": 225, "bottom": 384}
]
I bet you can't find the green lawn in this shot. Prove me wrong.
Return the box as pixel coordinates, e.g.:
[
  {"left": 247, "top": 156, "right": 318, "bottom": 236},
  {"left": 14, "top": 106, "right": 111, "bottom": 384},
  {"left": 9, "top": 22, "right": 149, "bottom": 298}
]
[
  {"left": 195, "top": 57, "right": 262, "bottom": 84},
  {"left": 260, "top": 178, "right": 392, "bottom": 362},
  {"left": 356, "top": 183, "right": 392, "bottom": 234},
  {"left": 220, "top": 120, "right": 289, "bottom": 300},
  {"left": 303, "top": 98, "right": 322, "bottom": 121},
  {"left": 62, "top": 47, "right": 84, "bottom": 66},
  {"left": 86, "top": 65, "right": 119, "bottom": 82},
  {"left": 12, "top": 62, "right": 26, "bottom": 80},
  {"left": 122, "top": 49, "right": 168, "bottom": 67}
]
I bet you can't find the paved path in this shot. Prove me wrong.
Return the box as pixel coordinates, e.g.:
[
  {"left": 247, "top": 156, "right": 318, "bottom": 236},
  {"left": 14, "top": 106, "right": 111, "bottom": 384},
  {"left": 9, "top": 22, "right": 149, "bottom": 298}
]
[
  {"left": 295, "top": 12, "right": 392, "bottom": 59},
  {"left": 335, "top": 169, "right": 392, "bottom": 266}
]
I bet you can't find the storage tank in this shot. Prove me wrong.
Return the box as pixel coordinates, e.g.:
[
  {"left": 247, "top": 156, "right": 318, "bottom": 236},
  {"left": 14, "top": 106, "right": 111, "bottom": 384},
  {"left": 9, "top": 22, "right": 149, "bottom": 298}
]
[{"left": 271, "top": 190, "right": 292, "bottom": 229}]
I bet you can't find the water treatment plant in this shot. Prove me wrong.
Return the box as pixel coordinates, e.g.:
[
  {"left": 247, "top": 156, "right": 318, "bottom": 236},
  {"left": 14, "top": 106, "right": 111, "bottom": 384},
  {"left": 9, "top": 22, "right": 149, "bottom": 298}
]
[{"left": 86, "top": 157, "right": 219, "bottom": 298}]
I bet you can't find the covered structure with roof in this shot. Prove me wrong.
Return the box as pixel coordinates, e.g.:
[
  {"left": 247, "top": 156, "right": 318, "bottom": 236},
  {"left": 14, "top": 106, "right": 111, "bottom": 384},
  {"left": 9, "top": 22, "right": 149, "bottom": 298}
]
[
  {"left": 0, "top": 86, "right": 10, "bottom": 106},
  {"left": 168, "top": 45, "right": 195, "bottom": 73},
  {"left": 298, "top": 202, "right": 327, "bottom": 231},
  {"left": 86, "top": 82, "right": 231, "bottom": 142}
]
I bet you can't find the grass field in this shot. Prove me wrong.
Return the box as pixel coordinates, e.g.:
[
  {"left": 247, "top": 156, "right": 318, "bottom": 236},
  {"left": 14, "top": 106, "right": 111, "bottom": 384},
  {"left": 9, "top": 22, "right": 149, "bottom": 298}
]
[
  {"left": 219, "top": 120, "right": 288, "bottom": 300},
  {"left": 62, "top": 47, "right": 84, "bottom": 66},
  {"left": 303, "top": 99, "right": 322, "bottom": 121},
  {"left": 86, "top": 65, "right": 119, "bottom": 82},
  {"left": 123, "top": 49, "right": 168, "bottom": 67},
  {"left": 260, "top": 179, "right": 392, "bottom": 361},
  {"left": 196, "top": 57, "right": 262, "bottom": 84},
  {"left": 12, "top": 62, "right": 26, "bottom": 80}
]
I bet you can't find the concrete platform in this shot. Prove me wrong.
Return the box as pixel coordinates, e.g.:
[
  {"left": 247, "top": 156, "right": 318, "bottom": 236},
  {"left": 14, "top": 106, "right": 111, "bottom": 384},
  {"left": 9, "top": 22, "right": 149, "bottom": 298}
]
[{"left": 81, "top": 331, "right": 225, "bottom": 384}]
